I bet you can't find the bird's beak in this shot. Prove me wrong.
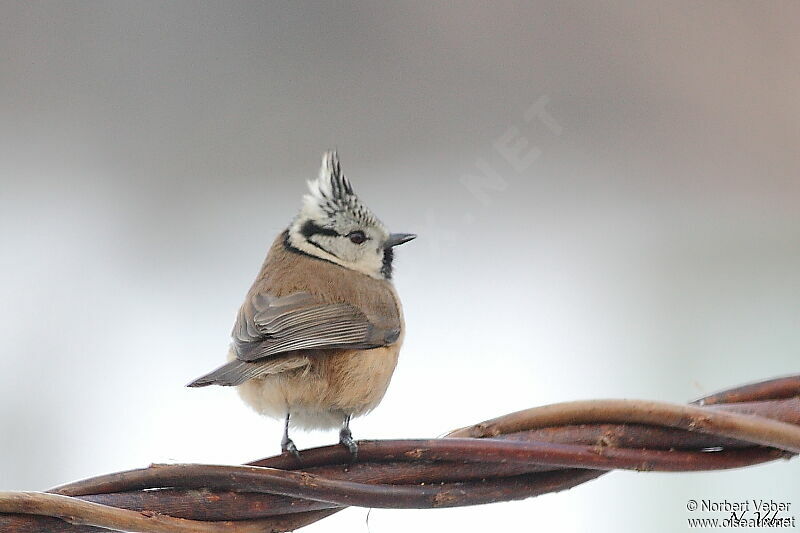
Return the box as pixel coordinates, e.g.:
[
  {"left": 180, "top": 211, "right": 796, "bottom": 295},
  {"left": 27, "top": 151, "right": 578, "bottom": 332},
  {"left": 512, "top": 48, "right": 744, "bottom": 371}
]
[{"left": 386, "top": 233, "right": 417, "bottom": 248}]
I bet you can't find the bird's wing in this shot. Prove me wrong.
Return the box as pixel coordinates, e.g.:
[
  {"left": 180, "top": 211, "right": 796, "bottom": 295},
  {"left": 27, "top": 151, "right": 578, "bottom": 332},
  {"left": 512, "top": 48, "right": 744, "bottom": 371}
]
[
  {"left": 233, "top": 291, "right": 400, "bottom": 362},
  {"left": 187, "top": 353, "right": 310, "bottom": 387}
]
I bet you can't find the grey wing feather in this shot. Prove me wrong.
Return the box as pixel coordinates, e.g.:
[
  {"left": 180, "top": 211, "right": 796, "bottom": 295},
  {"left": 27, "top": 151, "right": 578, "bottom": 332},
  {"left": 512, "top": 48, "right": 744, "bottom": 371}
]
[
  {"left": 187, "top": 291, "right": 399, "bottom": 388},
  {"left": 233, "top": 291, "right": 398, "bottom": 362},
  {"left": 187, "top": 355, "right": 308, "bottom": 387}
]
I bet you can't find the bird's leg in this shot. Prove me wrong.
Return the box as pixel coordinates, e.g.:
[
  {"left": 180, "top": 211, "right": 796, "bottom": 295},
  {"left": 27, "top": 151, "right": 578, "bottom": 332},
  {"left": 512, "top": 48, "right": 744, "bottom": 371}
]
[
  {"left": 281, "top": 413, "right": 301, "bottom": 460},
  {"left": 339, "top": 414, "right": 358, "bottom": 460}
]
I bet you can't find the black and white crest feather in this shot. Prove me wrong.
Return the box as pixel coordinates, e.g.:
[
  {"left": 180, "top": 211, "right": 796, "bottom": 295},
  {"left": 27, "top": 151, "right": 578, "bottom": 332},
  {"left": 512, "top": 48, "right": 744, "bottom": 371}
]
[{"left": 301, "top": 151, "right": 382, "bottom": 229}]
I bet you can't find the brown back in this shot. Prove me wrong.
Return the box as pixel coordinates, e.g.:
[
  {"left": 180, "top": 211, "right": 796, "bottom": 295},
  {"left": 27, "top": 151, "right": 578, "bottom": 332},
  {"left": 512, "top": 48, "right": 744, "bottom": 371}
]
[{"left": 247, "top": 232, "right": 402, "bottom": 331}]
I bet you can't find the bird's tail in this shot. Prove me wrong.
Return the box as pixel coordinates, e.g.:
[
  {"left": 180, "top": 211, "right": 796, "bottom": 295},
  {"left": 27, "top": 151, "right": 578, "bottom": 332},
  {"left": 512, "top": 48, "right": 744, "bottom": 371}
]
[{"left": 187, "top": 356, "right": 309, "bottom": 387}]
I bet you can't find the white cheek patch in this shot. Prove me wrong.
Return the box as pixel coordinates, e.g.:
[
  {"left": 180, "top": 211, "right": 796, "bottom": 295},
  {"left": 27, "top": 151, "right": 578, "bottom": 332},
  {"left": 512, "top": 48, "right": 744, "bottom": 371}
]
[{"left": 309, "top": 236, "right": 343, "bottom": 259}]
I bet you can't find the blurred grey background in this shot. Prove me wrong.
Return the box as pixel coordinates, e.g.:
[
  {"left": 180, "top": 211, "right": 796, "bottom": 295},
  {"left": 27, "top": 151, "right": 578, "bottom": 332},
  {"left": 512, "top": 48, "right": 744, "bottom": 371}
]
[{"left": 1, "top": 2, "right": 798, "bottom": 532}]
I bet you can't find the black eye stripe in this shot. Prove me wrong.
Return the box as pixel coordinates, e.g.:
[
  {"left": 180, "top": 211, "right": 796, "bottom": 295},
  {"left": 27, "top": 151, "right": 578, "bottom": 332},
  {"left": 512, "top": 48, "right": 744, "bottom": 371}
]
[
  {"left": 300, "top": 220, "right": 369, "bottom": 247},
  {"left": 300, "top": 220, "right": 340, "bottom": 238}
]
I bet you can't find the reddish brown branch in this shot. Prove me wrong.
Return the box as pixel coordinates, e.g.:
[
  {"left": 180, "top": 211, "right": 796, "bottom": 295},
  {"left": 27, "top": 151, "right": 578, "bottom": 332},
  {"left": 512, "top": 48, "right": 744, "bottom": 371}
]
[
  {"left": 0, "top": 492, "right": 337, "bottom": 533},
  {"left": 53, "top": 444, "right": 791, "bottom": 504},
  {"left": 1, "top": 374, "right": 797, "bottom": 533},
  {"left": 694, "top": 374, "right": 800, "bottom": 405},
  {"left": 445, "top": 400, "right": 800, "bottom": 453}
]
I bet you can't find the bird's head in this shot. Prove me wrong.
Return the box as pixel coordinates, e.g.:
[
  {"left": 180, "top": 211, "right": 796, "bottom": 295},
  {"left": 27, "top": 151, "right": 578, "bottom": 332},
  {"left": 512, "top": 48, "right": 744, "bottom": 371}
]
[{"left": 287, "top": 151, "right": 416, "bottom": 280}]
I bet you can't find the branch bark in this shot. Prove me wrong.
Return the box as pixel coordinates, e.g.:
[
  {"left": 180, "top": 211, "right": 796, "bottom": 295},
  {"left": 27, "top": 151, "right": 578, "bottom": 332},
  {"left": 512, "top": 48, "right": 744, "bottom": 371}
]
[{"left": 1, "top": 374, "right": 797, "bottom": 533}]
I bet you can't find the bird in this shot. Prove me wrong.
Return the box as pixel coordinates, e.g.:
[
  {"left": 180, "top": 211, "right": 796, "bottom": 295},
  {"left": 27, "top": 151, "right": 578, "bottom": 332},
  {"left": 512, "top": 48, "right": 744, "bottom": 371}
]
[{"left": 188, "top": 151, "right": 415, "bottom": 459}]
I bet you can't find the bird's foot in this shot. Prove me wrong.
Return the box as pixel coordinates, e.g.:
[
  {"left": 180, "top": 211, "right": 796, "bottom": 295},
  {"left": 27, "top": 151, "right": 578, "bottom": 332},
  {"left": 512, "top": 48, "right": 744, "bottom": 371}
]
[
  {"left": 281, "top": 437, "right": 302, "bottom": 460},
  {"left": 339, "top": 427, "right": 358, "bottom": 461}
]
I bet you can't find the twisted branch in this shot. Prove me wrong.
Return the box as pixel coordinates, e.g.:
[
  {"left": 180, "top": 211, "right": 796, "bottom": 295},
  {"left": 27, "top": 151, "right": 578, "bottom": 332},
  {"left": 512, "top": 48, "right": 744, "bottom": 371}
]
[{"left": 1, "top": 374, "right": 798, "bottom": 532}]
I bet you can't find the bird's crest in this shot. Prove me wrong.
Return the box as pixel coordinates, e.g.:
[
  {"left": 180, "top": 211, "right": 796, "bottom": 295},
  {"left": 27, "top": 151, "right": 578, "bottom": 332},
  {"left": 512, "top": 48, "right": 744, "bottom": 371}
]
[{"left": 301, "top": 151, "right": 380, "bottom": 228}]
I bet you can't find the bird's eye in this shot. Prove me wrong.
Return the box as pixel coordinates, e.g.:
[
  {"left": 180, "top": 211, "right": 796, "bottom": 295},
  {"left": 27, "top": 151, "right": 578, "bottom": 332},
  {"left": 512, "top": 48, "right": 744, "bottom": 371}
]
[{"left": 348, "top": 230, "right": 367, "bottom": 244}]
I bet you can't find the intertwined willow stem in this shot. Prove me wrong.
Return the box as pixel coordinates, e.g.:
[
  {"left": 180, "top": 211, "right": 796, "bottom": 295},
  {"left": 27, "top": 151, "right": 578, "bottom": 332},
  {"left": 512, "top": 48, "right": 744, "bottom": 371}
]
[
  {"left": 447, "top": 399, "right": 800, "bottom": 452},
  {"left": 1, "top": 374, "right": 797, "bottom": 533}
]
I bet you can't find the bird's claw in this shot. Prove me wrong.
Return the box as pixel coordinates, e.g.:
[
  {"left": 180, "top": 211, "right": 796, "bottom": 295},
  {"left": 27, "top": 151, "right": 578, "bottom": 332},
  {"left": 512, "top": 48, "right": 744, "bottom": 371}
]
[
  {"left": 282, "top": 438, "right": 301, "bottom": 460},
  {"left": 339, "top": 428, "right": 358, "bottom": 461}
]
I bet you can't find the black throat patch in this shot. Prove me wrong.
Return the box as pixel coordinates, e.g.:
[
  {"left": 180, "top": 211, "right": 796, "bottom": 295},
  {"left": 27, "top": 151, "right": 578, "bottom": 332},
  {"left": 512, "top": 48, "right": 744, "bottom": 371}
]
[{"left": 381, "top": 247, "right": 394, "bottom": 279}]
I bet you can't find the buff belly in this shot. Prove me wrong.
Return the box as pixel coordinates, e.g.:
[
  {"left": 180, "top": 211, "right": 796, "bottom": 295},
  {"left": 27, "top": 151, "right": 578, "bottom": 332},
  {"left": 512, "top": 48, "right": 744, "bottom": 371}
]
[{"left": 235, "top": 345, "right": 400, "bottom": 430}]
